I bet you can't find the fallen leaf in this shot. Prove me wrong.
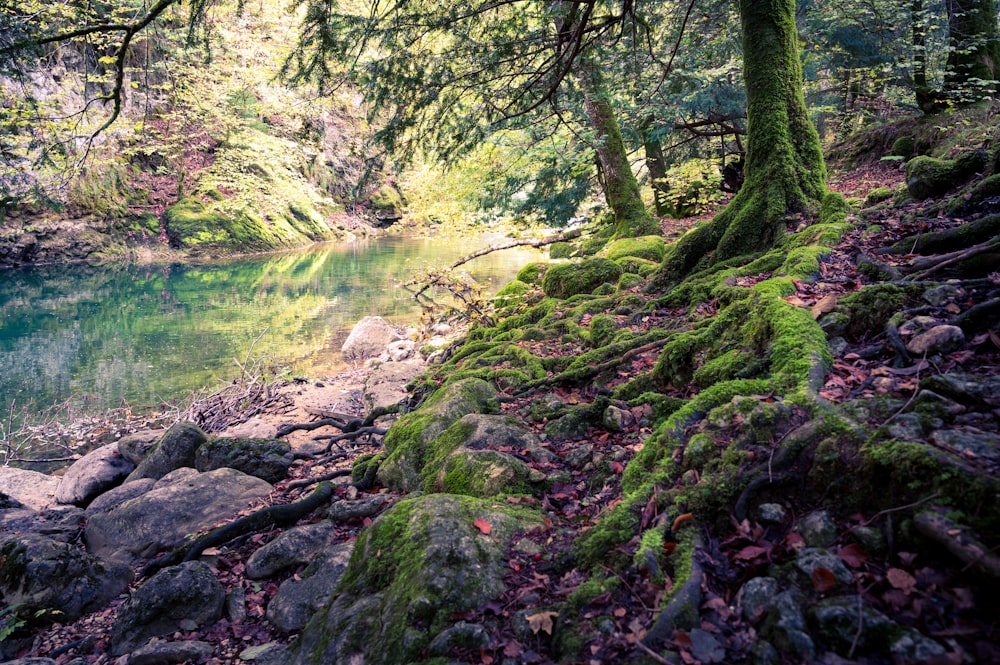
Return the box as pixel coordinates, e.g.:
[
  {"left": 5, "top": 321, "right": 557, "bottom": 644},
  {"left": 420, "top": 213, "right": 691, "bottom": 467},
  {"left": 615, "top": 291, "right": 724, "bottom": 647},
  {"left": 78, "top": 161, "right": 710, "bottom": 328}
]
[
  {"left": 480, "top": 649, "right": 494, "bottom": 664},
  {"left": 474, "top": 518, "right": 492, "bottom": 535},
  {"left": 734, "top": 545, "right": 769, "bottom": 561},
  {"left": 671, "top": 512, "right": 694, "bottom": 532},
  {"left": 784, "top": 295, "right": 809, "bottom": 307},
  {"left": 837, "top": 543, "right": 870, "bottom": 568},
  {"left": 810, "top": 293, "right": 839, "bottom": 319},
  {"left": 526, "top": 611, "right": 558, "bottom": 635},
  {"left": 812, "top": 567, "right": 838, "bottom": 592},
  {"left": 613, "top": 607, "right": 627, "bottom": 618},
  {"left": 887, "top": 567, "right": 917, "bottom": 594},
  {"left": 503, "top": 641, "right": 523, "bottom": 657}
]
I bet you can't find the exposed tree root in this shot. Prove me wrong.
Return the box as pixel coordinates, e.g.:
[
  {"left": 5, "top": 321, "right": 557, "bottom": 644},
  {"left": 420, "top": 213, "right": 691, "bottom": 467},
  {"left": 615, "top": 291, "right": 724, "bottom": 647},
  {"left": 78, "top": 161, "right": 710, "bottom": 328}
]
[
  {"left": 140, "top": 481, "right": 334, "bottom": 580},
  {"left": 914, "top": 511, "right": 1000, "bottom": 581},
  {"left": 904, "top": 237, "right": 1000, "bottom": 281},
  {"left": 882, "top": 213, "right": 1000, "bottom": 255},
  {"left": 286, "top": 468, "right": 352, "bottom": 490}
]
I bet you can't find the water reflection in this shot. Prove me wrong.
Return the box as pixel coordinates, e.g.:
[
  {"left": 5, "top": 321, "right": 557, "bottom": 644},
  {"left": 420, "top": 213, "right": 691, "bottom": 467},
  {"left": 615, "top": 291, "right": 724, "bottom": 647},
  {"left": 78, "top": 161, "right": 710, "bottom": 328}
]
[{"left": 0, "top": 236, "right": 542, "bottom": 413}]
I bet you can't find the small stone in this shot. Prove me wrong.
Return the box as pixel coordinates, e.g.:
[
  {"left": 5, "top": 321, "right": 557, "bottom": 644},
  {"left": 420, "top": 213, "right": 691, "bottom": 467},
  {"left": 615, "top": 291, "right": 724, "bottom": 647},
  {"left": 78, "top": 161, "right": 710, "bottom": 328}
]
[
  {"left": 564, "top": 443, "right": 594, "bottom": 469},
  {"left": 890, "top": 628, "right": 946, "bottom": 662},
  {"left": 811, "top": 595, "right": 892, "bottom": 652},
  {"left": 922, "top": 284, "right": 963, "bottom": 306},
  {"left": 387, "top": 339, "right": 416, "bottom": 362},
  {"left": 848, "top": 526, "right": 885, "bottom": 555},
  {"left": 512, "top": 538, "right": 541, "bottom": 556},
  {"left": 796, "top": 510, "right": 837, "bottom": 547},
  {"left": 761, "top": 590, "right": 814, "bottom": 661},
  {"left": 906, "top": 324, "right": 965, "bottom": 355},
  {"left": 886, "top": 413, "right": 926, "bottom": 440},
  {"left": 757, "top": 503, "right": 787, "bottom": 525},
  {"left": 828, "top": 337, "right": 848, "bottom": 357},
  {"left": 750, "top": 640, "right": 780, "bottom": 665},
  {"left": 930, "top": 428, "right": 1000, "bottom": 463},
  {"left": 872, "top": 376, "right": 895, "bottom": 393},
  {"left": 739, "top": 576, "right": 780, "bottom": 622},
  {"left": 689, "top": 628, "right": 725, "bottom": 663},
  {"left": 602, "top": 405, "right": 633, "bottom": 432},
  {"left": 428, "top": 622, "right": 491, "bottom": 655},
  {"left": 795, "top": 548, "right": 852, "bottom": 585},
  {"left": 899, "top": 315, "right": 940, "bottom": 336},
  {"left": 127, "top": 640, "right": 213, "bottom": 665},
  {"left": 227, "top": 588, "right": 247, "bottom": 623}
]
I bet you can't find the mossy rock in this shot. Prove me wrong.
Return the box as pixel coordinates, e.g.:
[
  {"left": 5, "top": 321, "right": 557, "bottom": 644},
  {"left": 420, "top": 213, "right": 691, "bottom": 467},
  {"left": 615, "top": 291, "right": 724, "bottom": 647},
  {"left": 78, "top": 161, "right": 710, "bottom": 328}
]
[
  {"left": 377, "top": 378, "right": 498, "bottom": 492},
  {"left": 516, "top": 262, "right": 546, "bottom": 284},
  {"left": 493, "top": 280, "right": 532, "bottom": 311},
  {"left": 604, "top": 235, "right": 666, "bottom": 262},
  {"left": 549, "top": 242, "right": 576, "bottom": 259},
  {"left": 614, "top": 256, "right": 658, "bottom": 276},
  {"left": 541, "top": 258, "right": 623, "bottom": 299},
  {"left": 964, "top": 173, "right": 1000, "bottom": 208},
  {"left": 905, "top": 150, "right": 988, "bottom": 200},
  {"left": 889, "top": 136, "right": 914, "bottom": 159},
  {"left": 864, "top": 188, "right": 894, "bottom": 206},
  {"left": 588, "top": 314, "right": 617, "bottom": 348},
  {"left": 292, "top": 494, "right": 542, "bottom": 665},
  {"left": 194, "top": 437, "right": 293, "bottom": 484}
]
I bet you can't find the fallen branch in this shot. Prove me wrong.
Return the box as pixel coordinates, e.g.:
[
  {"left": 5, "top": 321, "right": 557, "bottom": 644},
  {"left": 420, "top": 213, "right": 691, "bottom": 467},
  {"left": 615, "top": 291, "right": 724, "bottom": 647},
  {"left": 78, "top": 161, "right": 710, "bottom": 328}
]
[{"left": 140, "top": 481, "right": 334, "bottom": 579}]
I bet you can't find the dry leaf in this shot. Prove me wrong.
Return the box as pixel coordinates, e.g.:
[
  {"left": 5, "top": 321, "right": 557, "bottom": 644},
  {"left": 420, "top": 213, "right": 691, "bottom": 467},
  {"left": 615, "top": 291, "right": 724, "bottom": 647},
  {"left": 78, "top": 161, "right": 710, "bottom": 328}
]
[
  {"left": 734, "top": 545, "right": 769, "bottom": 561},
  {"left": 526, "top": 611, "right": 558, "bottom": 635},
  {"left": 613, "top": 607, "right": 627, "bottom": 618},
  {"left": 837, "top": 543, "right": 869, "bottom": 568},
  {"left": 671, "top": 512, "right": 694, "bottom": 532},
  {"left": 810, "top": 294, "right": 839, "bottom": 319},
  {"left": 474, "top": 518, "right": 492, "bottom": 535},
  {"left": 503, "top": 641, "right": 523, "bottom": 657},
  {"left": 812, "top": 566, "right": 838, "bottom": 592},
  {"left": 887, "top": 567, "right": 917, "bottom": 594}
]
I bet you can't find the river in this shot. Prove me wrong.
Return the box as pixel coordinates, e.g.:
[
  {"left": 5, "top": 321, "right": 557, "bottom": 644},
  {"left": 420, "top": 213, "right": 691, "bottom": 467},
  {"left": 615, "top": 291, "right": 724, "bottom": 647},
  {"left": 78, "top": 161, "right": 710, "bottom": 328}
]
[{"left": 0, "top": 235, "right": 543, "bottom": 418}]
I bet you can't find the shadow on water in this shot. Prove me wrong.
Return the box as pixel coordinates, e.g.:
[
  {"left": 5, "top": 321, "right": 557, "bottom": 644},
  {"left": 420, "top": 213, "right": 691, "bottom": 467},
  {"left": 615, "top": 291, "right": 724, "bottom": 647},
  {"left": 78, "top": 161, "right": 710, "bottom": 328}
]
[{"left": 0, "top": 236, "right": 543, "bottom": 419}]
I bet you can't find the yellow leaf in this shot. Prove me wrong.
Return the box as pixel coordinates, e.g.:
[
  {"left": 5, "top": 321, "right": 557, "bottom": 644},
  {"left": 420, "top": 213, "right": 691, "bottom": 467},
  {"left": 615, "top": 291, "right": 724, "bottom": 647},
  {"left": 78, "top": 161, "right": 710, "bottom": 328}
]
[{"left": 526, "top": 611, "right": 558, "bottom": 635}]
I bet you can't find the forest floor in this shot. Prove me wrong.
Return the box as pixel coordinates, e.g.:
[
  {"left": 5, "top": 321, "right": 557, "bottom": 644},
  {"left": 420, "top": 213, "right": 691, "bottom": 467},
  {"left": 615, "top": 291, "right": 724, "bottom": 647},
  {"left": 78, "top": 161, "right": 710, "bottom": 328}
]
[{"left": 14, "top": 155, "right": 1000, "bottom": 665}]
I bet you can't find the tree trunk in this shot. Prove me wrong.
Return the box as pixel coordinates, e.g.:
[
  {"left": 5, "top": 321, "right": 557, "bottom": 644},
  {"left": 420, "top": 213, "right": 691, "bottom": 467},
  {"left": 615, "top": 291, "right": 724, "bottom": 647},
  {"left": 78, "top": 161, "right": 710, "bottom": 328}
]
[
  {"left": 650, "top": 0, "right": 827, "bottom": 289},
  {"left": 641, "top": 114, "right": 670, "bottom": 217},
  {"left": 943, "top": 0, "right": 1000, "bottom": 98},
  {"left": 574, "top": 53, "right": 657, "bottom": 238}
]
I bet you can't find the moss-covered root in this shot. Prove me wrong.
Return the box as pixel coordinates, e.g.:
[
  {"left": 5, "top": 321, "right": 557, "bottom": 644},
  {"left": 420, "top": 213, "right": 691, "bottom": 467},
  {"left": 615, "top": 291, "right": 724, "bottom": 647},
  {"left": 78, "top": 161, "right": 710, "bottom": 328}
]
[{"left": 641, "top": 531, "right": 704, "bottom": 646}]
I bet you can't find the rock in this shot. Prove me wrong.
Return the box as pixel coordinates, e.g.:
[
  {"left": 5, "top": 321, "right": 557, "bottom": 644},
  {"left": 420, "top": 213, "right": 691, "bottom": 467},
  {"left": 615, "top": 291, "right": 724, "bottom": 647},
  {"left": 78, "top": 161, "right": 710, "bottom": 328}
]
[
  {"left": 125, "top": 422, "right": 208, "bottom": 483},
  {"left": 541, "top": 258, "right": 622, "bottom": 299},
  {"left": 266, "top": 542, "right": 354, "bottom": 632},
  {"left": 428, "top": 622, "right": 491, "bottom": 655},
  {"left": 55, "top": 443, "right": 134, "bottom": 506},
  {"left": 898, "top": 315, "right": 940, "bottom": 336},
  {"left": 749, "top": 640, "right": 780, "bottom": 665},
  {"left": 0, "top": 533, "right": 132, "bottom": 622},
  {"left": 117, "top": 430, "right": 164, "bottom": 465},
  {"left": 85, "top": 478, "right": 155, "bottom": 516},
  {"left": 327, "top": 494, "right": 394, "bottom": 522},
  {"left": 376, "top": 378, "right": 498, "bottom": 492},
  {"left": 238, "top": 643, "right": 291, "bottom": 664},
  {"left": 194, "top": 437, "right": 293, "bottom": 483},
  {"left": 219, "top": 417, "right": 279, "bottom": 439},
  {"left": 110, "top": 561, "right": 224, "bottom": 656},
  {"left": 795, "top": 548, "right": 853, "bottom": 585},
  {"left": 759, "top": 590, "right": 814, "bottom": 661},
  {"left": 930, "top": 428, "right": 1000, "bottom": 463},
  {"left": 151, "top": 467, "right": 199, "bottom": 489},
  {"left": 922, "top": 372, "right": 1000, "bottom": 407},
  {"left": 738, "top": 576, "right": 779, "bottom": 622},
  {"left": 886, "top": 413, "right": 927, "bottom": 440},
  {"left": 425, "top": 448, "right": 540, "bottom": 497},
  {"left": 20, "top": 505, "right": 85, "bottom": 542},
  {"left": 890, "top": 627, "right": 946, "bottom": 662},
  {"left": 565, "top": 443, "right": 595, "bottom": 469},
  {"left": 450, "top": 413, "right": 555, "bottom": 464},
  {"left": 906, "top": 324, "right": 965, "bottom": 355},
  {"left": 689, "top": 627, "right": 726, "bottom": 663},
  {"left": 527, "top": 393, "right": 566, "bottom": 423},
  {"left": 602, "top": 405, "right": 633, "bottom": 431},
  {"left": 922, "top": 284, "right": 963, "bottom": 306},
  {"left": 757, "top": 503, "right": 788, "bottom": 525},
  {"left": 811, "top": 595, "right": 893, "bottom": 653},
  {"left": 362, "top": 358, "right": 425, "bottom": 414},
  {"left": 0, "top": 659, "right": 58, "bottom": 665},
  {"left": 905, "top": 151, "right": 988, "bottom": 200},
  {"left": 341, "top": 316, "right": 402, "bottom": 362},
  {"left": 84, "top": 468, "right": 272, "bottom": 562},
  {"left": 227, "top": 587, "right": 247, "bottom": 623},
  {"left": 246, "top": 521, "right": 338, "bottom": 579},
  {"left": 291, "top": 494, "right": 542, "bottom": 665},
  {"left": 126, "top": 639, "right": 214, "bottom": 665},
  {"left": 848, "top": 526, "right": 885, "bottom": 555},
  {"left": 795, "top": 510, "right": 837, "bottom": 547},
  {"left": 387, "top": 339, "right": 416, "bottom": 361},
  {"left": 0, "top": 467, "right": 59, "bottom": 510}
]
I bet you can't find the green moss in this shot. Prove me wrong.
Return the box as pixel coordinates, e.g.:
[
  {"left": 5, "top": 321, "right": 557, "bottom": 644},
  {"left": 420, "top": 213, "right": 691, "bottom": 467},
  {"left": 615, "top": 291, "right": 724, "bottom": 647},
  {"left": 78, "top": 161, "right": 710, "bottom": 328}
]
[
  {"left": 493, "top": 280, "right": 532, "bottom": 312},
  {"left": 865, "top": 187, "right": 894, "bottom": 206},
  {"left": 588, "top": 314, "right": 617, "bottom": 348},
  {"left": 614, "top": 256, "right": 658, "bottom": 276},
  {"left": 516, "top": 262, "right": 546, "bottom": 284},
  {"left": 692, "top": 348, "right": 759, "bottom": 388},
  {"left": 541, "top": 258, "right": 623, "bottom": 299},
  {"left": 604, "top": 235, "right": 666, "bottom": 262},
  {"left": 837, "top": 284, "right": 912, "bottom": 339},
  {"left": 906, "top": 150, "right": 988, "bottom": 200},
  {"left": 890, "top": 135, "right": 914, "bottom": 159},
  {"left": 549, "top": 242, "right": 575, "bottom": 259}
]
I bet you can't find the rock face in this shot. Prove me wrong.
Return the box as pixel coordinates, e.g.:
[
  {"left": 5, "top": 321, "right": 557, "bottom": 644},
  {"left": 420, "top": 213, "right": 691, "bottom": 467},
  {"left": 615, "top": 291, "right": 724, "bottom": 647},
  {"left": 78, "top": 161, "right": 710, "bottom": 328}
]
[
  {"left": 194, "top": 437, "right": 293, "bottom": 483},
  {"left": 84, "top": 468, "right": 272, "bottom": 562},
  {"left": 0, "top": 534, "right": 133, "bottom": 621},
  {"left": 292, "top": 494, "right": 541, "bottom": 665},
  {"left": 246, "top": 521, "right": 338, "bottom": 579},
  {"left": 110, "top": 561, "right": 224, "bottom": 656},
  {"left": 125, "top": 422, "right": 208, "bottom": 483},
  {"left": 341, "top": 316, "right": 401, "bottom": 362},
  {"left": 362, "top": 358, "right": 425, "bottom": 413},
  {"left": 266, "top": 541, "right": 354, "bottom": 632},
  {"left": 117, "top": 430, "right": 164, "bottom": 465},
  {"left": 0, "top": 467, "right": 59, "bottom": 510},
  {"left": 55, "top": 443, "right": 134, "bottom": 506}
]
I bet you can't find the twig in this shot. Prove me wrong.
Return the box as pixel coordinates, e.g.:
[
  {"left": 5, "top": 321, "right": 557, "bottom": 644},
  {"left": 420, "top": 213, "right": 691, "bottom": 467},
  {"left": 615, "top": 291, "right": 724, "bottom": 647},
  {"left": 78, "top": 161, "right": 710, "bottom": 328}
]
[
  {"left": 847, "top": 593, "right": 864, "bottom": 658},
  {"left": 858, "top": 491, "right": 942, "bottom": 527},
  {"left": 634, "top": 641, "right": 673, "bottom": 665}
]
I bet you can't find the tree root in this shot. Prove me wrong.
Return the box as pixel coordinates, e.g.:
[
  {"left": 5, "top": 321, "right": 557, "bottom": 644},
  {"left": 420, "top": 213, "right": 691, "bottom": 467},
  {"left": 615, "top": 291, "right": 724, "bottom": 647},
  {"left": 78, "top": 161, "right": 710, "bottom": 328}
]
[
  {"left": 315, "top": 427, "right": 387, "bottom": 453},
  {"left": 140, "top": 481, "right": 334, "bottom": 580},
  {"left": 277, "top": 403, "right": 401, "bottom": 439},
  {"left": 914, "top": 511, "right": 1000, "bottom": 581},
  {"left": 286, "top": 468, "right": 352, "bottom": 490},
  {"left": 904, "top": 237, "right": 1000, "bottom": 281}
]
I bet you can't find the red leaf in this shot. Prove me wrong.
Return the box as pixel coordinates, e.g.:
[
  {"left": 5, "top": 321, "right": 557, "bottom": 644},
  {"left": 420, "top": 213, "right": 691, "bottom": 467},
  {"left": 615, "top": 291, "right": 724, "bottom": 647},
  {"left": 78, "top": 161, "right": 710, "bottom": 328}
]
[
  {"left": 671, "top": 512, "right": 694, "bottom": 532},
  {"left": 480, "top": 649, "right": 494, "bottom": 664},
  {"left": 837, "top": 543, "right": 869, "bottom": 568},
  {"left": 474, "top": 518, "right": 492, "bottom": 535},
  {"left": 812, "top": 567, "right": 838, "bottom": 592},
  {"left": 887, "top": 567, "right": 917, "bottom": 594},
  {"left": 734, "top": 545, "right": 770, "bottom": 561},
  {"left": 613, "top": 607, "right": 627, "bottom": 618},
  {"left": 503, "top": 641, "right": 523, "bottom": 658}
]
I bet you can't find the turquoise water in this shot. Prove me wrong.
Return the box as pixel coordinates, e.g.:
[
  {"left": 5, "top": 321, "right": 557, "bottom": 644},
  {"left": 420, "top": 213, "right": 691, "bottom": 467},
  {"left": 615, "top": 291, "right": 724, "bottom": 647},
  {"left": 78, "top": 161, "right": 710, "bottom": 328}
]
[{"left": 0, "top": 236, "right": 542, "bottom": 414}]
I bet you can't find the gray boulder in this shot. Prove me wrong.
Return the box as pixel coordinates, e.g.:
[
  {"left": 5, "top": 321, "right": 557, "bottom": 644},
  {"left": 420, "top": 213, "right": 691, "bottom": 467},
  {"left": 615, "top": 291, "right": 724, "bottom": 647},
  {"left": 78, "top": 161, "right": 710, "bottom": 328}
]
[
  {"left": 362, "top": 358, "right": 425, "bottom": 414},
  {"left": 292, "top": 494, "right": 542, "bottom": 665},
  {"left": 125, "top": 422, "right": 208, "bottom": 483},
  {"left": 117, "top": 430, "right": 164, "bottom": 465},
  {"left": 126, "top": 639, "right": 214, "bottom": 665},
  {"left": 266, "top": 541, "right": 354, "bottom": 632},
  {"left": 84, "top": 468, "right": 272, "bottom": 562},
  {"left": 110, "top": 561, "right": 224, "bottom": 656},
  {"left": 0, "top": 533, "right": 133, "bottom": 621},
  {"left": 194, "top": 437, "right": 293, "bottom": 483},
  {"left": 811, "top": 595, "right": 893, "bottom": 653},
  {"left": 341, "top": 316, "right": 401, "bottom": 362},
  {"left": 55, "top": 443, "right": 134, "bottom": 506},
  {"left": 0, "top": 467, "right": 59, "bottom": 510},
  {"left": 246, "top": 521, "right": 338, "bottom": 579},
  {"left": 84, "top": 478, "right": 155, "bottom": 517}
]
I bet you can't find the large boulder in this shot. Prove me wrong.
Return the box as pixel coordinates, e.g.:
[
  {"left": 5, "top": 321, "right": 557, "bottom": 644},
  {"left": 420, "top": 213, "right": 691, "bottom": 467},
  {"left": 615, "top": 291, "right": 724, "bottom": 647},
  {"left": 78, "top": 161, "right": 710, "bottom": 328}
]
[
  {"left": 0, "top": 534, "right": 133, "bottom": 621},
  {"left": 292, "top": 494, "right": 542, "bottom": 665},
  {"left": 375, "top": 378, "right": 498, "bottom": 492},
  {"left": 266, "top": 541, "right": 354, "bottom": 632},
  {"left": 55, "top": 443, "right": 134, "bottom": 506},
  {"left": 117, "top": 430, "right": 164, "bottom": 465},
  {"left": 341, "top": 316, "right": 402, "bottom": 362},
  {"left": 194, "top": 437, "right": 293, "bottom": 483},
  {"left": 110, "top": 561, "right": 224, "bottom": 656},
  {"left": 905, "top": 150, "right": 988, "bottom": 200},
  {"left": 246, "top": 521, "right": 338, "bottom": 579},
  {"left": 0, "top": 467, "right": 59, "bottom": 510},
  {"left": 362, "top": 358, "right": 426, "bottom": 413},
  {"left": 125, "top": 422, "right": 208, "bottom": 483},
  {"left": 84, "top": 468, "right": 272, "bottom": 562},
  {"left": 541, "top": 258, "right": 622, "bottom": 299},
  {"left": 84, "top": 478, "right": 156, "bottom": 516}
]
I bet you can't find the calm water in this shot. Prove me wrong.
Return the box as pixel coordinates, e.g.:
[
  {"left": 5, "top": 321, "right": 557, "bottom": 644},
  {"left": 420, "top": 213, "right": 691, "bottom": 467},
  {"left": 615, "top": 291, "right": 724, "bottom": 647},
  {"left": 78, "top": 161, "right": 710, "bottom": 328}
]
[{"left": 0, "top": 236, "right": 542, "bottom": 415}]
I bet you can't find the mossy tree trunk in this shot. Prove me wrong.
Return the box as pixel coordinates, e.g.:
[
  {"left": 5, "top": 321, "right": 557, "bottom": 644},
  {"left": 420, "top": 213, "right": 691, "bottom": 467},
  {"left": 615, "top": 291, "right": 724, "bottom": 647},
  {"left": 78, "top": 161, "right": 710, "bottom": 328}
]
[
  {"left": 641, "top": 114, "right": 671, "bottom": 217},
  {"left": 649, "top": 0, "right": 827, "bottom": 290},
  {"left": 943, "top": 0, "right": 1000, "bottom": 98},
  {"left": 574, "top": 53, "right": 657, "bottom": 238}
]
